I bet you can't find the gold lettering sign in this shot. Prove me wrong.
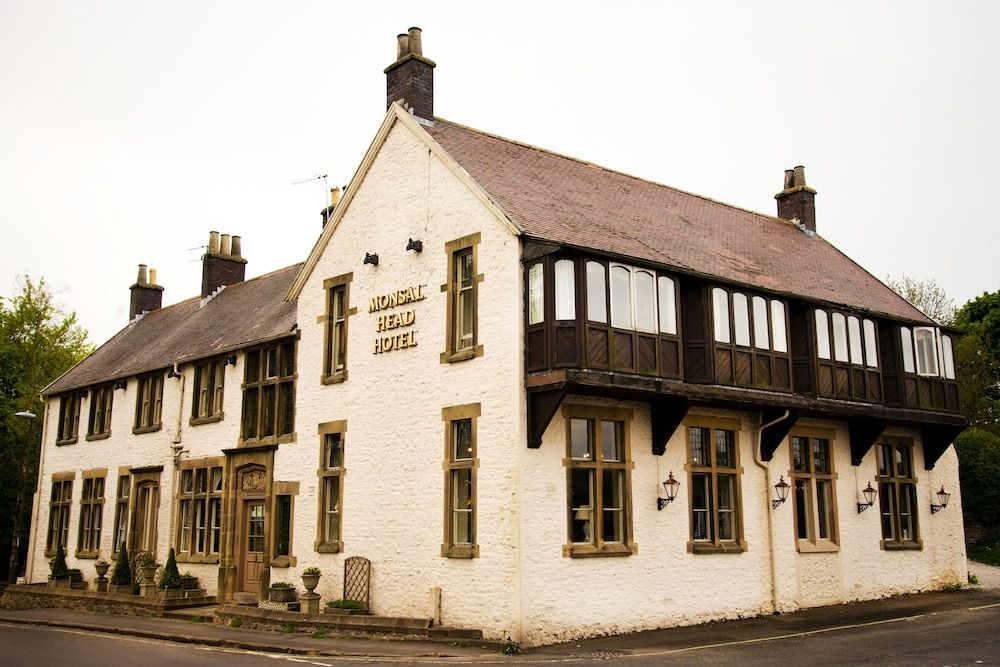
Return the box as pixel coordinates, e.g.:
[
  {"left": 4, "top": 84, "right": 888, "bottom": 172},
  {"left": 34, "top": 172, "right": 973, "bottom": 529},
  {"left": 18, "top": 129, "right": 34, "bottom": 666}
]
[{"left": 370, "top": 285, "right": 424, "bottom": 355}]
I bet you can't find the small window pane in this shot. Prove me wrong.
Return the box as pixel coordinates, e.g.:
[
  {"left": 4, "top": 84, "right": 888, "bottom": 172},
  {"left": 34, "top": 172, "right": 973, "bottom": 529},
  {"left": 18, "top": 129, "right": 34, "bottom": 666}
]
[
  {"left": 914, "top": 327, "right": 938, "bottom": 376},
  {"left": 848, "top": 316, "right": 863, "bottom": 364},
  {"left": 900, "top": 327, "right": 915, "bottom": 373},
  {"left": 634, "top": 270, "right": 657, "bottom": 332},
  {"left": 816, "top": 480, "right": 833, "bottom": 540},
  {"left": 832, "top": 313, "right": 849, "bottom": 362},
  {"left": 815, "top": 310, "right": 831, "bottom": 360},
  {"left": 657, "top": 276, "right": 677, "bottom": 334},
  {"left": 812, "top": 438, "right": 830, "bottom": 473},
  {"left": 601, "top": 469, "right": 623, "bottom": 542},
  {"left": 452, "top": 419, "right": 473, "bottom": 460},
  {"left": 791, "top": 436, "right": 809, "bottom": 472},
  {"left": 733, "top": 293, "right": 750, "bottom": 347},
  {"left": 325, "top": 433, "right": 342, "bottom": 469},
  {"left": 942, "top": 335, "right": 955, "bottom": 379},
  {"left": 586, "top": 262, "right": 607, "bottom": 323},
  {"left": 610, "top": 265, "right": 632, "bottom": 329},
  {"left": 570, "top": 469, "right": 593, "bottom": 543},
  {"left": 691, "top": 473, "right": 711, "bottom": 541},
  {"left": 528, "top": 263, "right": 544, "bottom": 325},
  {"left": 771, "top": 301, "right": 787, "bottom": 352},
  {"left": 712, "top": 288, "right": 731, "bottom": 343},
  {"left": 715, "top": 429, "right": 734, "bottom": 468},
  {"left": 794, "top": 479, "right": 810, "bottom": 540},
  {"left": 752, "top": 296, "right": 770, "bottom": 349},
  {"left": 570, "top": 418, "right": 591, "bottom": 460},
  {"left": 689, "top": 427, "right": 709, "bottom": 466},
  {"left": 717, "top": 474, "right": 736, "bottom": 541},
  {"left": 863, "top": 319, "right": 878, "bottom": 368},
  {"left": 600, "top": 421, "right": 622, "bottom": 462},
  {"left": 555, "top": 259, "right": 576, "bottom": 320}
]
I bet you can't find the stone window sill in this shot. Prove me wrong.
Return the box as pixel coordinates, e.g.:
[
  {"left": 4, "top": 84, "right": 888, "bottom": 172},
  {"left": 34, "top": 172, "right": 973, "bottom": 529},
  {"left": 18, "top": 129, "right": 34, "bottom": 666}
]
[
  {"left": 563, "top": 543, "right": 636, "bottom": 558},
  {"left": 240, "top": 433, "right": 296, "bottom": 447},
  {"left": 881, "top": 539, "right": 923, "bottom": 551},
  {"left": 86, "top": 432, "right": 111, "bottom": 442},
  {"left": 315, "top": 542, "right": 342, "bottom": 554},
  {"left": 440, "top": 345, "right": 484, "bottom": 365},
  {"left": 441, "top": 544, "right": 479, "bottom": 559},
  {"left": 322, "top": 371, "right": 348, "bottom": 385},
  {"left": 175, "top": 553, "right": 220, "bottom": 565},
  {"left": 270, "top": 555, "right": 297, "bottom": 568},
  {"left": 132, "top": 424, "right": 162, "bottom": 435},
  {"left": 55, "top": 437, "right": 78, "bottom": 446},
  {"left": 190, "top": 414, "right": 224, "bottom": 426},
  {"left": 688, "top": 540, "right": 746, "bottom": 555},
  {"left": 796, "top": 540, "right": 839, "bottom": 554},
  {"left": 75, "top": 550, "right": 99, "bottom": 560}
]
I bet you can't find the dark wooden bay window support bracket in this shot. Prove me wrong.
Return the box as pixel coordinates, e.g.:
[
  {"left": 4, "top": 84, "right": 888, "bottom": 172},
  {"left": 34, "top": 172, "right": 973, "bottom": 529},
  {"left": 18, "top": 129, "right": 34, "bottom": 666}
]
[
  {"left": 527, "top": 386, "right": 567, "bottom": 448},
  {"left": 921, "top": 424, "right": 965, "bottom": 470},
  {"left": 849, "top": 417, "right": 887, "bottom": 466},
  {"left": 650, "top": 398, "right": 689, "bottom": 456},
  {"left": 759, "top": 408, "right": 799, "bottom": 461}
]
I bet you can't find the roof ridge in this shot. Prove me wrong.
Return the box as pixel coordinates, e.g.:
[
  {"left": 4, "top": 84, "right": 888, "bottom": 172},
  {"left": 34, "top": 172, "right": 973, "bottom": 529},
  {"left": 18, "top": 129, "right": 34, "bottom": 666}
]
[{"left": 431, "top": 116, "right": 797, "bottom": 230}]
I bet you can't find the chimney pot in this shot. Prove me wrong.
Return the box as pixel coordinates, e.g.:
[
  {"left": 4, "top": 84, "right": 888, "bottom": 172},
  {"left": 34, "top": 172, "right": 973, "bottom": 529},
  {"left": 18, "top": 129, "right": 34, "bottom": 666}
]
[
  {"left": 397, "top": 33, "right": 410, "bottom": 59},
  {"left": 220, "top": 233, "right": 232, "bottom": 257},
  {"left": 793, "top": 165, "right": 806, "bottom": 187},
  {"left": 407, "top": 27, "right": 422, "bottom": 56},
  {"left": 137, "top": 264, "right": 148, "bottom": 285},
  {"left": 201, "top": 232, "right": 247, "bottom": 297},
  {"left": 129, "top": 263, "right": 164, "bottom": 321},
  {"left": 783, "top": 169, "right": 795, "bottom": 189},
  {"left": 149, "top": 268, "right": 157, "bottom": 286},
  {"left": 231, "top": 235, "right": 242, "bottom": 259},
  {"left": 208, "top": 231, "right": 220, "bottom": 255}
]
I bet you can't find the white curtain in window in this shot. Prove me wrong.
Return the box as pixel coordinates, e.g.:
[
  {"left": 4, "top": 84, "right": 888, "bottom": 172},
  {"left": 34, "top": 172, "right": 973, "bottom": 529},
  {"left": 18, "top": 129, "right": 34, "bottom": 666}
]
[
  {"left": 815, "top": 310, "right": 830, "bottom": 359},
  {"left": 863, "top": 319, "right": 878, "bottom": 368},
  {"left": 528, "top": 263, "right": 544, "bottom": 325},
  {"left": 941, "top": 334, "right": 955, "bottom": 379},
  {"left": 752, "top": 296, "right": 770, "bottom": 350},
  {"left": 914, "top": 327, "right": 938, "bottom": 376},
  {"left": 712, "top": 288, "right": 731, "bottom": 343},
  {"left": 610, "top": 265, "right": 632, "bottom": 329},
  {"left": 657, "top": 276, "right": 676, "bottom": 334},
  {"left": 900, "top": 327, "right": 915, "bottom": 373},
  {"left": 832, "top": 313, "right": 849, "bottom": 362},
  {"left": 771, "top": 301, "right": 787, "bottom": 352},
  {"left": 733, "top": 292, "right": 751, "bottom": 347},
  {"left": 634, "top": 270, "right": 657, "bottom": 332},
  {"left": 848, "top": 316, "right": 864, "bottom": 364},
  {"left": 586, "top": 262, "right": 607, "bottom": 323},
  {"left": 554, "top": 259, "right": 576, "bottom": 320}
]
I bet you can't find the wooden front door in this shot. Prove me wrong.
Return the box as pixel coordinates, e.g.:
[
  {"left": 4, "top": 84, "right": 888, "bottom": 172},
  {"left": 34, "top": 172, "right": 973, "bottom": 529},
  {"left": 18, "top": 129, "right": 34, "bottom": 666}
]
[{"left": 240, "top": 500, "right": 265, "bottom": 593}]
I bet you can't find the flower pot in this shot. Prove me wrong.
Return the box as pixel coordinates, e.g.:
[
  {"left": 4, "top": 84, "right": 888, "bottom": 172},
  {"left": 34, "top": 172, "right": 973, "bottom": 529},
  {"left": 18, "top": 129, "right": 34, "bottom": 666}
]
[
  {"left": 301, "top": 573, "right": 320, "bottom": 594},
  {"left": 139, "top": 564, "right": 158, "bottom": 582},
  {"left": 180, "top": 575, "right": 199, "bottom": 590},
  {"left": 323, "top": 607, "right": 366, "bottom": 615},
  {"left": 269, "top": 586, "right": 297, "bottom": 603},
  {"left": 94, "top": 562, "right": 111, "bottom": 579}
]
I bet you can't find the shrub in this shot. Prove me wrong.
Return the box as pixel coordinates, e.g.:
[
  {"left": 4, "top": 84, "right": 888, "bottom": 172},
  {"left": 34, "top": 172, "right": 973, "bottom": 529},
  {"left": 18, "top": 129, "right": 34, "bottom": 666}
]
[
  {"left": 158, "top": 548, "right": 182, "bottom": 589},
  {"left": 270, "top": 581, "right": 293, "bottom": 589},
  {"left": 281, "top": 622, "right": 297, "bottom": 634},
  {"left": 110, "top": 543, "right": 132, "bottom": 585},
  {"left": 229, "top": 616, "right": 243, "bottom": 628},
  {"left": 303, "top": 566, "right": 321, "bottom": 576},
  {"left": 326, "top": 599, "right": 364, "bottom": 609},
  {"left": 49, "top": 544, "right": 69, "bottom": 579}
]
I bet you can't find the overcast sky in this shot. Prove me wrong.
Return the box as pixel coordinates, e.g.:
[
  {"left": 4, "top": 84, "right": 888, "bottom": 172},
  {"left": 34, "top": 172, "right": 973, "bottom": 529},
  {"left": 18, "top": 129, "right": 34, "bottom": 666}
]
[{"left": 2, "top": 1, "right": 997, "bottom": 345}]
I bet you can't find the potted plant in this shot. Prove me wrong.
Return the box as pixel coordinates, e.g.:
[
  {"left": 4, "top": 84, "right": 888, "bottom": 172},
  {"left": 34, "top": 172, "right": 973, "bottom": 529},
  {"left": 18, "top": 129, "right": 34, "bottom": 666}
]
[
  {"left": 157, "top": 548, "right": 183, "bottom": 598},
  {"left": 301, "top": 566, "right": 321, "bottom": 594},
  {"left": 94, "top": 559, "right": 111, "bottom": 579},
  {"left": 135, "top": 551, "right": 158, "bottom": 583},
  {"left": 48, "top": 544, "right": 69, "bottom": 586},
  {"left": 109, "top": 543, "right": 134, "bottom": 594},
  {"left": 66, "top": 568, "right": 83, "bottom": 584},
  {"left": 324, "top": 599, "right": 367, "bottom": 615},
  {"left": 268, "top": 581, "right": 297, "bottom": 603},
  {"left": 180, "top": 571, "right": 199, "bottom": 590}
]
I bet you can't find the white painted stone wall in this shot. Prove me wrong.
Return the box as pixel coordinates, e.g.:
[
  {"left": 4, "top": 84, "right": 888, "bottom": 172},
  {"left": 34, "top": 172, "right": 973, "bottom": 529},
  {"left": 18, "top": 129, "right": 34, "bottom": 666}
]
[{"left": 291, "top": 117, "right": 523, "bottom": 640}]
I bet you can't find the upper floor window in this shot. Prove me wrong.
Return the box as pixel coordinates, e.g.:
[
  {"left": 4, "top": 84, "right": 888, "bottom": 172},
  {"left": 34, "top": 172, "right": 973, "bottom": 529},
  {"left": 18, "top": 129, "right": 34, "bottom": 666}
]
[
  {"left": 57, "top": 392, "right": 81, "bottom": 444},
  {"left": 134, "top": 372, "right": 163, "bottom": 433},
  {"left": 589, "top": 261, "right": 676, "bottom": 335},
  {"left": 87, "top": 384, "right": 113, "bottom": 439},
  {"left": 442, "top": 233, "right": 482, "bottom": 363},
  {"left": 527, "top": 258, "right": 580, "bottom": 325},
  {"left": 528, "top": 263, "right": 544, "bottom": 325},
  {"left": 899, "top": 326, "right": 955, "bottom": 379},
  {"left": 323, "top": 273, "right": 353, "bottom": 383},
  {"left": 713, "top": 288, "right": 787, "bottom": 352},
  {"left": 242, "top": 340, "right": 296, "bottom": 443},
  {"left": 815, "top": 310, "right": 877, "bottom": 367},
  {"left": 192, "top": 358, "right": 225, "bottom": 423}
]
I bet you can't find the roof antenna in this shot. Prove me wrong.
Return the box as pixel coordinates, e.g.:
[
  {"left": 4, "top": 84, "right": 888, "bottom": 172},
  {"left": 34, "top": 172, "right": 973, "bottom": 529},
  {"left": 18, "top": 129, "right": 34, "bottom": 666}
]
[{"left": 292, "top": 173, "right": 329, "bottom": 208}]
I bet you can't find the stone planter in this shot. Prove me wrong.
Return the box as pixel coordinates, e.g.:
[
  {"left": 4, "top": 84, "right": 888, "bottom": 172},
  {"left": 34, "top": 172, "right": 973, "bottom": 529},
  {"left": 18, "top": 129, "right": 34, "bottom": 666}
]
[
  {"left": 94, "top": 562, "right": 111, "bottom": 579},
  {"left": 180, "top": 575, "right": 199, "bottom": 591},
  {"left": 323, "top": 606, "right": 367, "bottom": 615},
  {"left": 160, "top": 588, "right": 184, "bottom": 599},
  {"left": 268, "top": 586, "right": 297, "bottom": 603},
  {"left": 47, "top": 577, "right": 71, "bottom": 589},
  {"left": 110, "top": 583, "right": 134, "bottom": 595},
  {"left": 139, "top": 564, "right": 158, "bottom": 582},
  {"left": 301, "top": 573, "right": 320, "bottom": 594}
]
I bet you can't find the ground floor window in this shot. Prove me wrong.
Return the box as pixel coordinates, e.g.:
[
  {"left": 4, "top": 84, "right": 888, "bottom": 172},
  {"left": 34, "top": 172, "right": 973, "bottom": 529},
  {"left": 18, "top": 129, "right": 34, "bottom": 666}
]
[
  {"left": 130, "top": 476, "right": 160, "bottom": 554},
  {"left": 112, "top": 473, "right": 130, "bottom": 554},
  {"left": 877, "top": 437, "right": 921, "bottom": 549},
  {"left": 176, "top": 461, "right": 222, "bottom": 559},
  {"left": 442, "top": 403, "right": 480, "bottom": 558},
  {"left": 790, "top": 430, "right": 838, "bottom": 551},
  {"left": 77, "top": 473, "right": 105, "bottom": 556},
  {"left": 46, "top": 474, "right": 73, "bottom": 555},
  {"left": 316, "top": 421, "right": 346, "bottom": 553},
  {"left": 686, "top": 417, "right": 744, "bottom": 553}
]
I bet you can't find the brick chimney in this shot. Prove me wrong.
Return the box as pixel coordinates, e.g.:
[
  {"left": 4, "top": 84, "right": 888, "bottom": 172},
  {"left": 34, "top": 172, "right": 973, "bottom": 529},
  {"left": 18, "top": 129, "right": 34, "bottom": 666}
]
[
  {"left": 201, "top": 230, "right": 247, "bottom": 297},
  {"left": 129, "top": 264, "right": 164, "bottom": 321},
  {"left": 385, "top": 27, "right": 435, "bottom": 119},
  {"left": 774, "top": 166, "right": 817, "bottom": 233},
  {"left": 320, "top": 187, "right": 342, "bottom": 229}
]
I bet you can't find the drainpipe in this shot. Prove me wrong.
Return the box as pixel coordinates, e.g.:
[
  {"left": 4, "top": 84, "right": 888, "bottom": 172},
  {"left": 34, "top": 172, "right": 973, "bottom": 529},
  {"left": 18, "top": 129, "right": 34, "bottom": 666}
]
[
  {"left": 752, "top": 409, "right": 789, "bottom": 614},
  {"left": 168, "top": 367, "right": 186, "bottom": 565}
]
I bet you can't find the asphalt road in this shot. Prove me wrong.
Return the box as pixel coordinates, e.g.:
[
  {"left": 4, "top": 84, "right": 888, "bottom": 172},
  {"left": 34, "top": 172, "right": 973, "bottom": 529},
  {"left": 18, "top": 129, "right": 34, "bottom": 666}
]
[{"left": 1, "top": 601, "right": 998, "bottom": 666}]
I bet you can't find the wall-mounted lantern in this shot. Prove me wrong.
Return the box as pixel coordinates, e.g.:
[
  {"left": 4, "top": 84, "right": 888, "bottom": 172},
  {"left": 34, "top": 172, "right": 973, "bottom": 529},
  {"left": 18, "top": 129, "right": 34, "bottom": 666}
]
[
  {"left": 406, "top": 238, "right": 423, "bottom": 253},
  {"left": 772, "top": 476, "right": 791, "bottom": 510},
  {"left": 364, "top": 252, "right": 379, "bottom": 266},
  {"left": 657, "top": 472, "right": 680, "bottom": 511},
  {"left": 114, "top": 379, "right": 128, "bottom": 390},
  {"left": 931, "top": 485, "right": 951, "bottom": 514},
  {"left": 857, "top": 481, "right": 877, "bottom": 513},
  {"left": 224, "top": 354, "right": 238, "bottom": 366}
]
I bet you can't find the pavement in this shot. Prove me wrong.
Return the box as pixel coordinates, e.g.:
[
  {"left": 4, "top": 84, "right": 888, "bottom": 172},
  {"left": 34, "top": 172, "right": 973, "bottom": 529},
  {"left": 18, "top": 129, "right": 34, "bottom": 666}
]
[{"left": 1, "top": 560, "right": 998, "bottom": 662}]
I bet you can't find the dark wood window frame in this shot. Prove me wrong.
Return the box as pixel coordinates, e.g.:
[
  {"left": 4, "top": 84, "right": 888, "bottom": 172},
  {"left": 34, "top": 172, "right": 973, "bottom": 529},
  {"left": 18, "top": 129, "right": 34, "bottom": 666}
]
[
  {"left": 175, "top": 457, "right": 223, "bottom": 564},
  {"left": 316, "top": 420, "right": 346, "bottom": 554},
  {"left": 46, "top": 472, "right": 74, "bottom": 556},
  {"left": 133, "top": 372, "right": 164, "bottom": 434},
  {"left": 685, "top": 416, "right": 746, "bottom": 554},
  {"left": 710, "top": 287, "right": 791, "bottom": 391},
  {"left": 240, "top": 339, "right": 297, "bottom": 445},
  {"left": 87, "top": 383, "right": 114, "bottom": 440},
  {"left": 76, "top": 469, "right": 106, "bottom": 558},
  {"left": 56, "top": 392, "right": 82, "bottom": 445},
  {"left": 111, "top": 471, "right": 130, "bottom": 556},
  {"left": 789, "top": 428, "right": 839, "bottom": 553},
  {"left": 128, "top": 469, "right": 162, "bottom": 555},
  {"left": 191, "top": 357, "right": 226, "bottom": 425},
  {"left": 442, "top": 403, "right": 481, "bottom": 559},
  {"left": 562, "top": 404, "right": 636, "bottom": 558},
  {"left": 320, "top": 273, "right": 355, "bottom": 384},
  {"left": 441, "top": 232, "right": 484, "bottom": 364},
  {"left": 271, "top": 481, "right": 299, "bottom": 567},
  {"left": 877, "top": 436, "right": 922, "bottom": 551}
]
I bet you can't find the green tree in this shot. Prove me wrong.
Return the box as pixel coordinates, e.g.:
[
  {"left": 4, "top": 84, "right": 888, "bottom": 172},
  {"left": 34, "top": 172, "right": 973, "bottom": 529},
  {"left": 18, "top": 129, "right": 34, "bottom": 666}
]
[
  {"left": 885, "top": 275, "right": 956, "bottom": 325},
  {"left": 954, "top": 290, "right": 1000, "bottom": 434},
  {"left": 0, "top": 276, "right": 92, "bottom": 582},
  {"left": 158, "top": 548, "right": 182, "bottom": 589},
  {"left": 110, "top": 542, "right": 132, "bottom": 585}
]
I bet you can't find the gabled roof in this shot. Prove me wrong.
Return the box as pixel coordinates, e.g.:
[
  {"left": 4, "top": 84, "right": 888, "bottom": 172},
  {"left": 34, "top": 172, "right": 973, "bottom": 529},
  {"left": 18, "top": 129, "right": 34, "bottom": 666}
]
[
  {"left": 421, "top": 118, "right": 931, "bottom": 324},
  {"left": 44, "top": 264, "right": 301, "bottom": 396}
]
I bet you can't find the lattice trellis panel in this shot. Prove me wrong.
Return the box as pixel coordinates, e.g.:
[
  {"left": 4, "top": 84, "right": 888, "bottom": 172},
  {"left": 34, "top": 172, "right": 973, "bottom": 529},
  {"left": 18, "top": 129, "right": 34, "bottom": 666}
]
[{"left": 343, "top": 556, "right": 370, "bottom": 611}]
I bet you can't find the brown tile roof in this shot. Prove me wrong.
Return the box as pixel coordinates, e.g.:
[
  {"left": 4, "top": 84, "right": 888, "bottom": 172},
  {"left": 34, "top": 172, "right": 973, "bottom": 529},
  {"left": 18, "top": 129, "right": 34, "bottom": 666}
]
[
  {"left": 423, "top": 119, "right": 930, "bottom": 324},
  {"left": 44, "top": 264, "right": 301, "bottom": 396}
]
